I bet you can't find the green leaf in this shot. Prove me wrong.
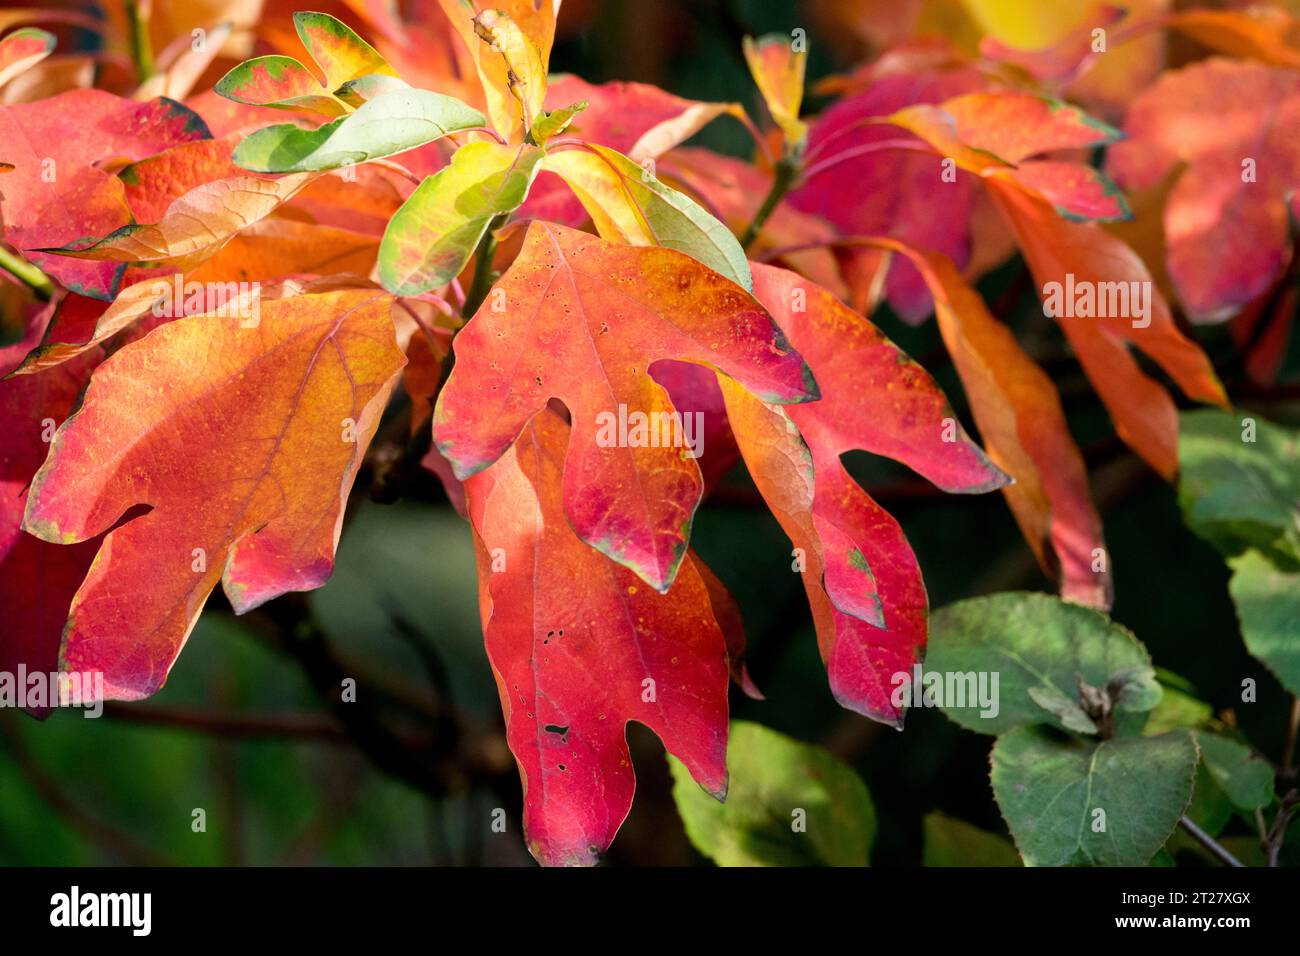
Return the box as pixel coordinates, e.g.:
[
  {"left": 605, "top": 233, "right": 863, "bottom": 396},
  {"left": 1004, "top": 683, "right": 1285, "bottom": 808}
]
[
  {"left": 926, "top": 592, "right": 1160, "bottom": 735},
  {"left": 336, "top": 73, "right": 409, "bottom": 104},
  {"left": 378, "top": 141, "right": 543, "bottom": 295},
  {"left": 922, "top": 812, "right": 1021, "bottom": 866},
  {"left": 1142, "top": 669, "right": 1214, "bottom": 735},
  {"left": 541, "top": 143, "right": 753, "bottom": 290},
  {"left": 668, "top": 721, "right": 874, "bottom": 866},
  {"left": 1229, "top": 549, "right": 1300, "bottom": 697},
  {"left": 232, "top": 89, "right": 486, "bottom": 173},
  {"left": 1194, "top": 732, "right": 1274, "bottom": 812},
  {"left": 1178, "top": 409, "right": 1300, "bottom": 565},
  {"left": 532, "top": 100, "right": 587, "bottom": 144},
  {"left": 1181, "top": 761, "right": 1234, "bottom": 837},
  {"left": 991, "top": 727, "right": 1198, "bottom": 866}
]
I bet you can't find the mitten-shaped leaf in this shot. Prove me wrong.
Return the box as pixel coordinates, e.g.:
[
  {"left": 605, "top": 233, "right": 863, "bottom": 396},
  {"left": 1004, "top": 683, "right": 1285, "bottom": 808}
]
[
  {"left": 216, "top": 11, "right": 398, "bottom": 115},
  {"left": 435, "top": 222, "right": 816, "bottom": 592},
  {"left": 466, "top": 410, "right": 730, "bottom": 866},
  {"left": 23, "top": 290, "right": 405, "bottom": 700},
  {"left": 721, "top": 264, "right": 1007, "bottom": 723}
]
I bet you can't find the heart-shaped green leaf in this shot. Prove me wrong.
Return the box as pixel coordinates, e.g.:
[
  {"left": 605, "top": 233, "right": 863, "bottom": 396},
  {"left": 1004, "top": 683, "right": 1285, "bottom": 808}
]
[
  {"left": 991, "top": 727, "right": 1197, "bottom": 866},
  {"left": 927, "top": 592, "right": 1160, "bottom": 735}
]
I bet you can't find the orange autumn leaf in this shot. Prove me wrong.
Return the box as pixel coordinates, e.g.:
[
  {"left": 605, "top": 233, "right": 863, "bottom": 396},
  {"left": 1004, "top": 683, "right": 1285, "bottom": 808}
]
[
  {"left": 22, "top": 288, "right": 404, "bottom": 699},
  {"left": 872, "top": 238, "right": 1110, "bottom": 608},
  {"left": 881, "top": 89, "right": 1226, "bottom": 478},
  {"left": 986, "top": 178, "right": 1227, "bottom": 479},
  {"left": 743, "top": 33, "right": 808, "bottom": 148}
]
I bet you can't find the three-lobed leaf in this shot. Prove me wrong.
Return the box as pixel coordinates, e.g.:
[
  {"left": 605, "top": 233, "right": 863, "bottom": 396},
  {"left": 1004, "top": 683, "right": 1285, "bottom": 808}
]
[
  {"left": 215, "top": 11, "right": 397, "bottom": 115},
  {"left": 466, "top": 409, "right": 732, "bottom": 867},
  {"left": 721, "top": 264, "right": 1007, "bottom": 724},
  {"left": 434, "top": 221, "right": 815, "bottom": 593}
]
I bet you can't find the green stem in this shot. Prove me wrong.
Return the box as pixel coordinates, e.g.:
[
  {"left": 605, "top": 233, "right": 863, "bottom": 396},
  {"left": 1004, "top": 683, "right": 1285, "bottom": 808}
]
[
  {"left": 462, "top": 213, "right": 506, "bottom": 318},
  {"left": 0, "top": 245, "right": 53, "bottom": 301},
  {"left": 739, "top": 157, "right": 798, "bottom": 251},
  {"left": 126, "top": 0, "right": 154, "bottom": 82}
]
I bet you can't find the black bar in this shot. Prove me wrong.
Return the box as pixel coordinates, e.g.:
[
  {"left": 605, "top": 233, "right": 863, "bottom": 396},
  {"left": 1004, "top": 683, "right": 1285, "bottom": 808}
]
[{"left": 0, "top": 865, "right": 1282, "bottom": 942}]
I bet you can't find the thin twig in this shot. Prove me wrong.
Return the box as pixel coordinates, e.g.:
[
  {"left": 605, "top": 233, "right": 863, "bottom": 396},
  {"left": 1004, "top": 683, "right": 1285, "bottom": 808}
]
[
  {"left": 1179, "top": 815, "right": 1245, "bottom": 868},
  {"left": 102, "top": 702, "right": 349, "bottom": 742},
  {"left": 1263, "top": 790, "right": 1299, "bottom": 867}
]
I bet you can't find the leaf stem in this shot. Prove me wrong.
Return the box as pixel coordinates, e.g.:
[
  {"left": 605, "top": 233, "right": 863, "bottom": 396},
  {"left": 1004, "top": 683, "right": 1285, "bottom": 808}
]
[
  {"left": 462, "top": 213, "right": 506, "bottom": 318},
  {"left": 1178, "top": 814, "right": 1245, "bottom": 867},
  {"left": 125, "top": 0, "right": 154, "bottom": 82},
  {"left": 739, "top": 156, "right": 798, "bottom": 251},
  {"left": 0, "top": 244, "right": 53, "bottom": 301},
  {"left": 370, "top": 158, "right": 422, "bottom": 186}
]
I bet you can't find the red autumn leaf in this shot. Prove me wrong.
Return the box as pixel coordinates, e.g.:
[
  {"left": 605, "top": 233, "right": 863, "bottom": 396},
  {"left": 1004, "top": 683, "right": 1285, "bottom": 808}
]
[
  {"left": 0, "top": 303, "right": 99, "bottom": 713},
  {"left": 787, "top": 59, "right": 986, "bottom": 321},
  {"left": 434, "top": 221, "right": 816, "bottom": 593},
  {"left": 881, "top": 89, "right": 1227, "bottom": 479},
  {"left": 648, "top": 359, "right": 740, "bottom": 495},
  {"left": 872, "top": 238, "right": 1111, "bottom": 609},
  {"left": 721, "top": 263, "right": 1008, "bottom": 723},
  {"left": 885, "top": 91, "right": 1132, "bottom": 222},
  {"left": 466, "top": 408, "right": 731, "bottom": 866},
  {"left": 1108, "top": 58, "right": 1300, "bottom": 321},
  {"left": 0, "top": 89, "right": 210, "bottom": 299},
  {"left": 22, "top": 289, "right": 405, "bottom": 700},
  {"left": 2, "top": 0, "right": 1290, "bottom": 872},
  {"left": 117, "top": 139, "right": 242, "bottom": 223},
  {"left": 986, "top": 178, "right": 1227, "bottom": 478}
]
